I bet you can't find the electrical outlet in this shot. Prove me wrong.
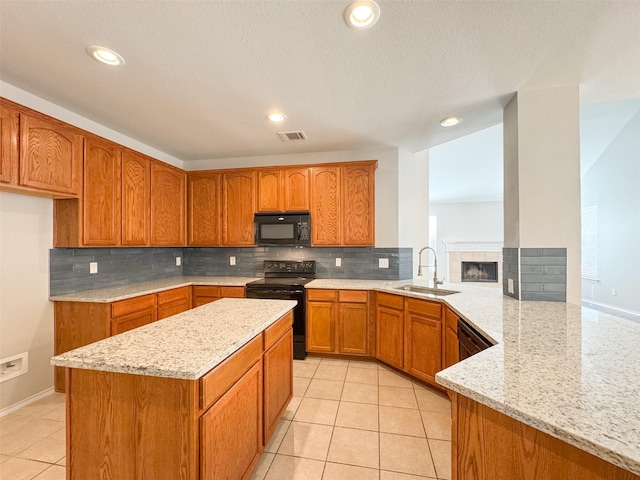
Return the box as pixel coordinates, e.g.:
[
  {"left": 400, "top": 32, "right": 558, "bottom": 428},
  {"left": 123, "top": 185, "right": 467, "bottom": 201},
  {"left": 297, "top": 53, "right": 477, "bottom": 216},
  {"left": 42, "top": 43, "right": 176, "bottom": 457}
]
[
  {"left": 176, "top": 256, "right": 182, "bottom": 266},
  {"left": 508, "top": 278, "right": 514, "bottom": 294},
  {"left": 90, "top": 262, "right": 98, "bottom": 274},
  {"left": 335, "top": 258, "right": 342, "bottom": 267},
  {"left": 379, "top": 258, "right": 389, "bottom": 269},
  {"left": 0, "top": 352, "right": 28, "bottom": 383},
  {"left": 230, "top": 256, "right": 236, "bottom": 266},
  {"left": 612, "top": 288, "right": 617, "bottom": 296}
]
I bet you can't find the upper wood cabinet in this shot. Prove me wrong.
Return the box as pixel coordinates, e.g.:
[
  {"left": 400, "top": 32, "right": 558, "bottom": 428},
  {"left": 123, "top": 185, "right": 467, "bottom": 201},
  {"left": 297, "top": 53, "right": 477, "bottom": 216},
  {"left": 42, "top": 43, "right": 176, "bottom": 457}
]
[
  {"left": 0, "top": 103, "right": 19, "bottom": 185},
  {"left": 83, "top": 137, "right": 121, "bottom": 246},
  {"left": 310, "top": 161, "right": 376, "bottom": 246},
  {"left": 19, "top": 113, "right": 83, "bottom": 196},
  {"left": 257, "top": 167, "right": 310, "bottom": 212},
  {"left": 187, "top": 172, "right": 222, "bottom": 246},
  {"left": 342, "top": 163, "right": 375, "bottom": 245},
  {"left": 222, "top": 171, "right": 255, "bottom": 245},
  {"left": 122, "top": 150, "right": 151, "bottom": 246},
  {"left": 310, "top": 166, "right": 341, "bottom": 245},
  {"left": 150, "top": 161, "right": 186, "bottom": 246}
]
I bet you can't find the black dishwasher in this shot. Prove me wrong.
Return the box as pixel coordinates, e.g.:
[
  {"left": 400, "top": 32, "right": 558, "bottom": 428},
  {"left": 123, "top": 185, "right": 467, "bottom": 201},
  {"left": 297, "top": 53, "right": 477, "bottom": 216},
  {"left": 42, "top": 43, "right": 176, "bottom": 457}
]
[{"left": 458, "top": 318, "right": 493, "bottom": 361}]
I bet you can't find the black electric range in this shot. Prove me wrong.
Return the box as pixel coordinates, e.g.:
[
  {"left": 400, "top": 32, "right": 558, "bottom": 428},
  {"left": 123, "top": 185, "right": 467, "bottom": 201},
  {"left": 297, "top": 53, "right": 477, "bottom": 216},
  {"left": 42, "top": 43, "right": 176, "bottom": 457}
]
[{"left": 245, "top": 260, "right": 316, "bottom": 359}]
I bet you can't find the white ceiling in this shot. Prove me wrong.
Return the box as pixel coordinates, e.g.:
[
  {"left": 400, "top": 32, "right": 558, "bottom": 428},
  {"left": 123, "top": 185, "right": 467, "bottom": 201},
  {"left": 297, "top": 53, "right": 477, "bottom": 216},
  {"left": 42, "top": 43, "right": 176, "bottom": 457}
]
[{"left": 1, "top": 1, "right": 639, "bottom": 163}]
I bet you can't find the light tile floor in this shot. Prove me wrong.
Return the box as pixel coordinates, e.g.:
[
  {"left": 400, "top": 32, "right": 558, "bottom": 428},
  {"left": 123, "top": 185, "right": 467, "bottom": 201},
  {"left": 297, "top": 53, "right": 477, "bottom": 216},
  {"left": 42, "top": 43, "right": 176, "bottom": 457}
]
[
  {"left": 0, "top": 393, "right": 66, "bottom": 480},
  {"left": 0, "top": 357, "right": 452, "bottom": 480},
  {"left": 252, "top": 357, "right": 452, "bottom": 480}
]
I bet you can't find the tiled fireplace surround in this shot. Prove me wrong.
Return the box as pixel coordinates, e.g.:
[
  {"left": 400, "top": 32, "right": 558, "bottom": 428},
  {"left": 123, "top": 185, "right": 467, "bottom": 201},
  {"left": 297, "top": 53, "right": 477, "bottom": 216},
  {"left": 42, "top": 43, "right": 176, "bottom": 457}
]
[{"left": 443, "top": 242, "right": 503, "bottom": 289}]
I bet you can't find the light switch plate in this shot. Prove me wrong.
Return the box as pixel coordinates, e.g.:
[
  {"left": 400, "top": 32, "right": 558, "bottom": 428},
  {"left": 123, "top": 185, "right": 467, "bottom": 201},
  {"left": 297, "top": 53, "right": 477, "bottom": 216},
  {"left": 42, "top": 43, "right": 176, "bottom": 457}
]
[
  {"left": 335, "top": 258, "right": 342, "bottom": 267},
  {"left": 508, "top": 278, "right": 514, "bottom": 294},
  {"left": 176, "top": 256, "right": 182, "bottom": 266},
  {"left": 230, "top": 256, "right": 236, "bottom": 266},
  {"left": 89, "top": 262, "right": 98, "bottom": 274},
  {"left": 379, "top": 258, "right": 389, "bottom": 269}
]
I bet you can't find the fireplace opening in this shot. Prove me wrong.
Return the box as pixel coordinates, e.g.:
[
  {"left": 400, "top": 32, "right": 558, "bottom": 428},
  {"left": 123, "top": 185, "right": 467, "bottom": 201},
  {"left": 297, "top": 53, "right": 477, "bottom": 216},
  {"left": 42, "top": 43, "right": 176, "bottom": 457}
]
[{"left": 461, "top": 261, "right": 498, "bottom": 283}]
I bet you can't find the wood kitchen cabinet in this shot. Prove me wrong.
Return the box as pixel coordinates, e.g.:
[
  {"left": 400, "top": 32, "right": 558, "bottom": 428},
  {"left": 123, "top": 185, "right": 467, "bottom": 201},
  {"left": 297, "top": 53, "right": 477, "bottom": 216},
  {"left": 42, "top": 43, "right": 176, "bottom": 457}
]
[
  {"left": 310, "top": 166, "right": 341, "bottom": 245},
  {"left": 122, "top": 150, "right": 151, "bottom": 246},
  {"left": 257, "top": 167, "right": 310, "bottom": 212},
  {"left": 222, "top": 170, "right": 256, "bottom": 245},
  {"left": 342, "top": 163, "right": 375, "bottom": 245},
  {"left": 375, "top": 292, "right": 405, "bottom": 369},
  {"left": 157, "top": 286, "right": 191, "bottom": 320},
  {"left": 306, "top": 289, "right": 372, "bottom": 356},
  {"left": 443, "top": 307, "right": 459, "bottom": 369},
  {"left": 187, "top": 171, "right": 222, "bottom": 245},
  {"left": 151, "top": 161, "right": 186, "bottom": 246},
  {"left": 0, "top": 103, "right": 19, "bottom": 185},
  {"left": 404, "top": 298, "right": 442, "bottom": 384},
  {"left": 192, "top": 285, "right": 245, "bottom": 307},
  {"left": 82, "top": 136, "right": 122, "bottom": 245},
  {"left": 111, "top": 294, "right": 157, "bottom": 335}
]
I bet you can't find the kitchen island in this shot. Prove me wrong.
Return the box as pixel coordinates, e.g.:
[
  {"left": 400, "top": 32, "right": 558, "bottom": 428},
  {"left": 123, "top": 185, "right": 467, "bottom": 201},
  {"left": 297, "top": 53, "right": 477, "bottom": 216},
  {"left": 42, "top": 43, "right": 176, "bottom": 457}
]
[{"left": 51, "top": 298, "right": 297, "bottom": 480}]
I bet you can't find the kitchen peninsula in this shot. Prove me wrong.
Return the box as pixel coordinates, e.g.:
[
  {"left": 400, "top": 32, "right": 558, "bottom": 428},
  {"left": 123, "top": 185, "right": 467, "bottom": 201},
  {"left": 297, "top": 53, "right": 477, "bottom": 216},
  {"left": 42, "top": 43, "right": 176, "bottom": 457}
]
[{"left": 51, "top": 298, "right": 297, "bottom": 480}]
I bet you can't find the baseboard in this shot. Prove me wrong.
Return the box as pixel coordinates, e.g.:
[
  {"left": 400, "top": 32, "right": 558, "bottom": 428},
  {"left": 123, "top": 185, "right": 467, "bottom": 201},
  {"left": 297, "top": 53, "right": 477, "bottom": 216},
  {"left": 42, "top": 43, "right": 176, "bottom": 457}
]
[
  {"left": 582, "top": 299, "right": 640, "bottom": 322},
  {"left": 0, "top": 387, "right": 56, "bottom": 418}
]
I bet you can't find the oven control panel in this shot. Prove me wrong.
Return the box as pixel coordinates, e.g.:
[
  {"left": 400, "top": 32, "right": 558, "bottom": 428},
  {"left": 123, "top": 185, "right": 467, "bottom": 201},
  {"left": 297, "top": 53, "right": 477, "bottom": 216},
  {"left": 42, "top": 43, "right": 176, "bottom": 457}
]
[{"left": 263, "top": 260, "right": 316, "bottom": 274}]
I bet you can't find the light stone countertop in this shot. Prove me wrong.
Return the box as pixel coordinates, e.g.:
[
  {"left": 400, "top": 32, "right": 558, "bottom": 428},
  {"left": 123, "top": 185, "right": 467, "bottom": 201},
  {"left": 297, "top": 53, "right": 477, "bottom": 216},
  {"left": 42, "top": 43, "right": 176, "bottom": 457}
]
[
  {"left": 50, "top": 298, "right": 296, "bottom": 380},
  {"left": 308, "top": 277, "right": 640, "bottom": 475},
  {"left": 49, "top": 276, "right": 260, "bottom": 302}
]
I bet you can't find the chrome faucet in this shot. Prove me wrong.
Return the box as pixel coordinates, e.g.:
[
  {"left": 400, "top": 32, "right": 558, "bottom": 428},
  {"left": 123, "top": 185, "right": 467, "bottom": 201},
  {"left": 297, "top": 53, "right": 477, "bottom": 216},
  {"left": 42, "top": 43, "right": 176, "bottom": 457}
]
[{"left": 417, "top": 246, "right": 445, "bottom": 288}]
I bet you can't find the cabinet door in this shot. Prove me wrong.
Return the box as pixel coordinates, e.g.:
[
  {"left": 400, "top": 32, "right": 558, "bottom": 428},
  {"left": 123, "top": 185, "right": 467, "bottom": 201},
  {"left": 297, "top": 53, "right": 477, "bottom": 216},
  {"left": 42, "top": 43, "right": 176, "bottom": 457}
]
[
  {"left": 376, "top": 304, "right": 404, "bottom": 369},
  {"left": 222, "top": 171, "right": 255, "bottom": 245},
  {"left": 306, "top": 301, "right": 336, "bottom": 353},
  {"left": 122, "top": 150, "right": 151, "bottom": 246},
  {"left": 83, "top": 137, "right": 121, "bottom": 245},
  {"left": 444, "top": 326, "right": 459, "bottom": 369},
  {"left": 404, "top": 301, "right": 442, "bottom": 384},
  {"left": 338, "top": 302, "right": 368, "bottom": 355},
  {"left": 342, "top": 163, "right": 375, "bottom": 246},
  {"left": 111, "top": 308, "right": 156, "bottom": 335},
  {"left": 151, "top": 161, "right": 186, "bottom": 246},
  {"left": 0, "top": 104, "right": 19, "bottom": 185},
  {"left": 157, "top": 287, "right": 192, "bottom": 320},
  {"left": 310, "top": 166, "right": 341, "bottom": 245},
  {"left": 283, "top": 168, "right": 309, "bottom": 211},
  {"left": 264, "top": 329, "right": 293, "bottom": 444},
  {"left": 257, "top": 169, "right": 282, "bottom": 212},
  {"left": 188, "top": 172, "right": 221, "bottom": 245},
  {"left": 200, "top": 361, "right": 263, "bottom": 480},
  {"left": 20, "top": 114, "right": 82, "bottom": 195}
]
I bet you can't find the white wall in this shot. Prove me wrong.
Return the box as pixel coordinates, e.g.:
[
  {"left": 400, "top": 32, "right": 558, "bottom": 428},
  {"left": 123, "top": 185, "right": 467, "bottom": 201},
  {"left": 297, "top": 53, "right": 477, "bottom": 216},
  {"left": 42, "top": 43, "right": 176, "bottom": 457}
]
[
  {"left": 0, "top": 192, "right": 54, "bottom": 410},
  {"left": 0, "top": 81, "right": 184, "bottom": 168},
  {"left": 398, "top": 148, "right": 429, "bottom": 276},
  {"left": 581, "top": 109, "right": 640, "bottom": 315},
  {"left": 188, "top": 147, "right": 403, "bottom": 248},
  {"left": 430, "top": 201, "right": 504, "bottom": 268}
]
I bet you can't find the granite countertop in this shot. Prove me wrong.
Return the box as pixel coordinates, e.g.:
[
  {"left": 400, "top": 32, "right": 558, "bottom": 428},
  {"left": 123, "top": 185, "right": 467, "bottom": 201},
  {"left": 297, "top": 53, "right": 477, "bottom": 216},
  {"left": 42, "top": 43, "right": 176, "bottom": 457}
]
[
  {"left": 49, "top": 276, "right": 260, "bottom": 302},
  {"left": 50, "top": 298, "right": 296, "bottom": 380}
]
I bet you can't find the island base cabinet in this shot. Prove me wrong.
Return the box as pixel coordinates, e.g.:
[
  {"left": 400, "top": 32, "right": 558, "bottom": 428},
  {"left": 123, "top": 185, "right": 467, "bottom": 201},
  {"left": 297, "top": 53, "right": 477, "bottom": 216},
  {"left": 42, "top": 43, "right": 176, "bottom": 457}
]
[
  {"left": 263, "top": 328, "right": 293, "bottom": 444},
  {"left": 453, "top": 394, "right": 640, "bottom": 480},
  {"left": 67, "top": 369, "right": 199, "bottom": 480},
  {"left": 200, "top": 361, "right": 263, "bottom": 480}
]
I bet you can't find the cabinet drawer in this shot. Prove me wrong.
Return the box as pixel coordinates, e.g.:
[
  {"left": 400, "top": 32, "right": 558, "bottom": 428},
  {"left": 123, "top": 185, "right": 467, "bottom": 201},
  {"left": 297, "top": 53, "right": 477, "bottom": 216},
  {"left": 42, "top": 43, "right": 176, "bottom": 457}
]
[
  {"left": 307, "top": 289, "right": 337, "bottom": 301},
  {"left": 406, "top": 298, "right": 442, "bottom": 319},
  {"left": 111, "top": 294, "right": 156, "bottom": 318},
  {"left": 339, "top": 290, "right": 368, "bottom": 303},
  {"left": 157, "top": 286, "right": 190, "bottom": 305},
  {"left": 193, "top": 285, "right": 220, "bottom": 297},
  {"left": 264, "top": 312, "right": 293, "bottom": 350},
  {"left": 445, "top": 307, "right": 459, "bottom": 331},
  {"left": 220, "top": 286, "right": 244, "bottom": 298},
  {"left": 200, "top": 334, "right": 263, "bottom": 411},
  {"left": 376, "top": 292, "right": 404, "bottom": 310}
]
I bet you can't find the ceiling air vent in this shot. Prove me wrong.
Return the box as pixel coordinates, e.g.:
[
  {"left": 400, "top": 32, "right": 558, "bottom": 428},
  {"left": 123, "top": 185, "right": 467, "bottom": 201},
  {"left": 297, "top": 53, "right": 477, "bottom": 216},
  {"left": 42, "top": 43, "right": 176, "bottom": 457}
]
[{"left": 277, "top": 131, "right": 307, "bottom": 142}]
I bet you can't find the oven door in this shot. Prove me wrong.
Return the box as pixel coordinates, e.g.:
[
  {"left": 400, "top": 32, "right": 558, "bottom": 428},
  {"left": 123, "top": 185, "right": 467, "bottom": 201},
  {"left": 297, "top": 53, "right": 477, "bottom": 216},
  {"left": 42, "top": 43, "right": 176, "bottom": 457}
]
[{"left": 245, "top": 287, "right": 307, "bottom": 359}]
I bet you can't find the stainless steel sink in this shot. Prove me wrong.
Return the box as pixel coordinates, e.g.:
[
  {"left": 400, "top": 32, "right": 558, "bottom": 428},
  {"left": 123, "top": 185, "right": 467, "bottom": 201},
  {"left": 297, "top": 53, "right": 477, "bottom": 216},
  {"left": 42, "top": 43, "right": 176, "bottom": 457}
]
[{"left": 394, "top": 285, "right": 460, "bottom": 296}]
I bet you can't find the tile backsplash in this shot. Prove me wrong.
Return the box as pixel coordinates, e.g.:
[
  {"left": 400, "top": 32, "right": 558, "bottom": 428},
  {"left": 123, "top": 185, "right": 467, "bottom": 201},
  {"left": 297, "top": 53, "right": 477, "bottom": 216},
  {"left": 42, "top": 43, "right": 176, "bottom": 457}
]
[
  {"left": 502, "top": 247, "right": 567, "bottom": 302},
  {"left": 50, "top": 246, "right": 413, "bottom": 295}
]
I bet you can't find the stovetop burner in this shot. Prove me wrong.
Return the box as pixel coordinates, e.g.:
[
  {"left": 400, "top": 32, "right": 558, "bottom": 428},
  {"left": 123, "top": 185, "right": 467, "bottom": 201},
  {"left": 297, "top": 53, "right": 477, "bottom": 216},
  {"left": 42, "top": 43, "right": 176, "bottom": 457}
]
[{"left": 245, "top": 260, "right": 316, "bottom": 289}]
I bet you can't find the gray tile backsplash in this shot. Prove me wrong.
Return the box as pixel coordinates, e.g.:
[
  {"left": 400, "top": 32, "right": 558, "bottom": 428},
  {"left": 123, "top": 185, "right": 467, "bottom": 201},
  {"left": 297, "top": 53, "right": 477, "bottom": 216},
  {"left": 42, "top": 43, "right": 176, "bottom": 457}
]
[
  {"left": 50, "top": 246, "right": 413, "bottom": 295},
  {"left": 503, "top": 247, "right": 567, "bottom": 302}
]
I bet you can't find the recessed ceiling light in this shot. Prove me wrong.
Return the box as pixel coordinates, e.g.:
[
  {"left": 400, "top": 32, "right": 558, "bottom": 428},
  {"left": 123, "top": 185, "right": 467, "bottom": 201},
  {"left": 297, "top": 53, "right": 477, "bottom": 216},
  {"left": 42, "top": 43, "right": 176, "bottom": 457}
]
[
  {"left": 87, "top": 46, "right": 125, "bottom": 66},
  {"left": 440, "top": 116, "right": 462, "bottom": 127},
  {"left": 344, "top": 1, "right": 380, "bottom": 29},
  {"left": 267, "top": 113, "right": 287, "bottom": 122}
]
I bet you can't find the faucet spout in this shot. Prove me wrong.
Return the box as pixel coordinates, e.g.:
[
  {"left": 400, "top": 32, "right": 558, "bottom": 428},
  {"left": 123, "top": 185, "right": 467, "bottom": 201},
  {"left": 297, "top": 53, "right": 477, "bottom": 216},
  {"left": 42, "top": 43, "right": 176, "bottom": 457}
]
[{"left": 417, "top": 246, "right": 444, "bottom": 288}]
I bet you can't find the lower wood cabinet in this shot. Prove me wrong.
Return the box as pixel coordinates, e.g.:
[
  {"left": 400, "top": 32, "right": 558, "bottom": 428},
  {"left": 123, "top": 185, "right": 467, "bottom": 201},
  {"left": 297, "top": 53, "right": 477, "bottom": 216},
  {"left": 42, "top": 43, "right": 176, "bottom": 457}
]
[
  {"left": 192, "top": 285, "right": 245, "bottom": 307},
  {"left": 157, "top": 286, "right": 191, "bottom": 320},
  {"left": 65, "top": 312, "right": 293, "bottom": 480},
  {"left": 443, "top": 307, "right": 459, "bottom": 369},
  {"left": 375, "top": 292, "right": 405, "bottom": 369},
  {"left": 404, "top": 298, "right": 442, "bottom": 384},
  {"left": 111, "top": 293, "right": 157, "bottom": 335},
  {"left": 306, "top": 289, "right": 372, "bottom": 356}
]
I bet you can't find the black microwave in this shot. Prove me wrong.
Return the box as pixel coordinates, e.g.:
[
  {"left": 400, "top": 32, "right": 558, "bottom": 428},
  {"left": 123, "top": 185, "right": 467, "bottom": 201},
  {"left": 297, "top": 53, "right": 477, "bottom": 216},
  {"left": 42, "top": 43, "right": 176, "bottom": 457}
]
[{"left": 254, "top": 213, "right": 311, "bottom": 246}]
